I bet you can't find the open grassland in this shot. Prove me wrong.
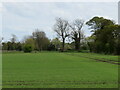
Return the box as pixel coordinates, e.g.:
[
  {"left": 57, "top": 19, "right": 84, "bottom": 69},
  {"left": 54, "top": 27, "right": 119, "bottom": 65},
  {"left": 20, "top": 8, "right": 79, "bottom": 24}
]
[
  {"left": 2, "top": 52, "right": 118, "bottom": 88},
  {"left": 66, "top": 52, "right": 119, "bottom": 65}
]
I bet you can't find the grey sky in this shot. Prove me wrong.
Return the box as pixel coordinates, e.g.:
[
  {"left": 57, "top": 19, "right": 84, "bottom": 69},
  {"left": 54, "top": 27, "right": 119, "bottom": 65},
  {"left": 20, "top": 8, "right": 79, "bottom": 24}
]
[{"left": 2, "top": 2, "right": 118, "bottom": 42}]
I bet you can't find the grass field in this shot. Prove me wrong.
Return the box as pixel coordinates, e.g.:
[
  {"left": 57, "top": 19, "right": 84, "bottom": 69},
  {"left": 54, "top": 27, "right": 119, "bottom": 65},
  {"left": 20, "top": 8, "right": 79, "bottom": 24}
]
[{"left": 2, "top": 52, "right": 119, "bottom": 88}]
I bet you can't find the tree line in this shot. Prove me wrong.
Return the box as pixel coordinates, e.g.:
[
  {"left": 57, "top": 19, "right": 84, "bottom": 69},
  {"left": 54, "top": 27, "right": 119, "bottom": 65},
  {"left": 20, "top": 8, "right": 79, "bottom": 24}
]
[{"left": 1, "top": 16, "right": 120, "bottom": 55}]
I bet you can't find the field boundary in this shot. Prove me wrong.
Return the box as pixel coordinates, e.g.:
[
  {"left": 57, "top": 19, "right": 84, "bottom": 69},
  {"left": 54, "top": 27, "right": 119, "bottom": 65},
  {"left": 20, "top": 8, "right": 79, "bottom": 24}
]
[{"left": 65, "top": 53, "right": 120, "bottom": 65}]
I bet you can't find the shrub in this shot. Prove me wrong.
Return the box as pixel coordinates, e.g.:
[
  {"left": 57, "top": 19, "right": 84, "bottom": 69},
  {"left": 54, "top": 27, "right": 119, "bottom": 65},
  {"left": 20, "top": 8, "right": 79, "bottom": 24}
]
[
  {"left": 47, "top": 44, "right": 55, "bottom": 51},
  {"left": 23, "top": 44, "right": 32, "bottom": 53}
]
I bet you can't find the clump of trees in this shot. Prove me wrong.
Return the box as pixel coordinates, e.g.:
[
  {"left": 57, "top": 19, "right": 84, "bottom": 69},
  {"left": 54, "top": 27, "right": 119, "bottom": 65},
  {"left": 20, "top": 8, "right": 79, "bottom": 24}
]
[
  {"left": 86, "top": 16, "right": 120, "bottom": 55},
  {"left": 1, "top": 16, "right": 120, "bottom": 55},
  {"left": 2, "top": 35, "right": 23, "bottom": 51},
  {"left": 1, "top": 30, "right": 60, "bottom": 52}
]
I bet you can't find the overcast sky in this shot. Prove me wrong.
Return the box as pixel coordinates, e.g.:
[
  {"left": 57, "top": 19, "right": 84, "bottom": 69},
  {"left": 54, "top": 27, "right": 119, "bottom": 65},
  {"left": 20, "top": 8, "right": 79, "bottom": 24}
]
[{"left": 2, "top": 2, "right": 118, "bottom": 42}]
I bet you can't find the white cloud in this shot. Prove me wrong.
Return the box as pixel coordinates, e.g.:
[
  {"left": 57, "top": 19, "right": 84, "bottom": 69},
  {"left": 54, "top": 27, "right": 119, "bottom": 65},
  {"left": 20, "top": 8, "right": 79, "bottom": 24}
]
[
  {"left": 1, "top": 0, "right": 120, "bottom": 2},
  {"left": 2, "top": 2, "right": 118, "bottom": 41}
]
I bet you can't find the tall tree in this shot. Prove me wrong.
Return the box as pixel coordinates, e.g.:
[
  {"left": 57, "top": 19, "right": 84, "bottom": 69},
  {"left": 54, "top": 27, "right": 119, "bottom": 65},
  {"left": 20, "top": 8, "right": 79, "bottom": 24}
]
[
  {"left": 54, "top": 18, "right": 70, "bottom": 51},
  {"left": 86, "top": 17, "right": 114, "bottom": 31},
  {"left": 10, "top": 34, "right": 17, "bottom": 50},
  {"left": 104, "top": 25, "right": 120, "bottom": 54},
  {"left": 86, "top": 16, "right": 116, "bottom": 54},
  {"left": 32, "top": 29, "right": 49, "bottom": 51},
  {"left": 69, "top": 19, "right": 84, "bottom": 51}
]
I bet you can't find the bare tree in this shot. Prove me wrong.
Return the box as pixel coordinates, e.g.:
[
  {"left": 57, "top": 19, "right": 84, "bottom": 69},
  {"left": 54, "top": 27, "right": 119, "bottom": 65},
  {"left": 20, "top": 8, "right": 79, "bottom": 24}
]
[
  {"left": 54, "top": 18, "right": 70, "bottom": 51},
  {"left": 69, "top": 19, "right": 84, "bottom": 51}
]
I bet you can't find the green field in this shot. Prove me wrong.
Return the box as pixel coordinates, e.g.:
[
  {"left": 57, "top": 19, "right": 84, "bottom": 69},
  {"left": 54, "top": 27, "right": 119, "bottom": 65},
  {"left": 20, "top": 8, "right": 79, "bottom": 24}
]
[{"left": 2, "top": 52, "right": 119, "bottom": 88}]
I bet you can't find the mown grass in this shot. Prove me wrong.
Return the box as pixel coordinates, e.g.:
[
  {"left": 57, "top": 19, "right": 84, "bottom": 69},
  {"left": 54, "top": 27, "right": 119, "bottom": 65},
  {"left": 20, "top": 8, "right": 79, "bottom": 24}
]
[
  {"left": 66, "top": 52, "right": 119, "bottom": 62},
  {"left": 2, "top": 52, "right": 118, "bottom": 88}
]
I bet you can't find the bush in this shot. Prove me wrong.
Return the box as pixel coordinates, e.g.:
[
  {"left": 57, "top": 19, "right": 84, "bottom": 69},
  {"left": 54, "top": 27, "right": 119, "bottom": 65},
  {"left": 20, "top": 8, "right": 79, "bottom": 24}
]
[
  {"left": 47, "top": 44, "right": 55, "bottom": 51},
  {"left": 23, "top": 44, "right": 32, "bottom": 53}
]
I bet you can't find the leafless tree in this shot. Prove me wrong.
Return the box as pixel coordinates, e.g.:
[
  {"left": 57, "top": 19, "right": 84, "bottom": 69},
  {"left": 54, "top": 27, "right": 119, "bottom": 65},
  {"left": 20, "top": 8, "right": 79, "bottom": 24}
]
[
  {"left": 69, "top": 19, "right": 84, "bottom": 51},
  {"left": 54, "top": 18, "right": 70, "bottom": 51}
]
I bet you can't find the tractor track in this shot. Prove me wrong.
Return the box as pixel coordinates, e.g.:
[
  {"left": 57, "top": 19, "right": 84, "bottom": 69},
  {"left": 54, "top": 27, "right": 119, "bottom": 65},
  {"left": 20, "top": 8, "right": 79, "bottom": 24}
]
[{"left": 65, "top": 53, "right": 120, "bottom": 65}]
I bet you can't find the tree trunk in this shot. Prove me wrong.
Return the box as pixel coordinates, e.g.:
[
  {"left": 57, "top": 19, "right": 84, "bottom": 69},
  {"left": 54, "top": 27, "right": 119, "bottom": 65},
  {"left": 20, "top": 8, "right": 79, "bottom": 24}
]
[
  {"left": 78, "top": 40, "right": 80, "bottom": 51},
  {"left": 75, "top": 38, "right": 80, "bottom": 51},
  {"left": 75, "top": 39, "right": 78, "bottom": 50},
  {"left": 62, "top": 38, "right": 65, "bottom": 52}
]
